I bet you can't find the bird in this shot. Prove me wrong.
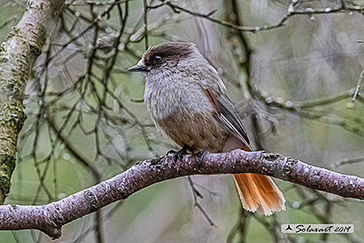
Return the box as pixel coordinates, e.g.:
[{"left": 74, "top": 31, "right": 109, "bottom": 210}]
[{"left": 128, "top": 42, "right": 286, "bottom": 216}]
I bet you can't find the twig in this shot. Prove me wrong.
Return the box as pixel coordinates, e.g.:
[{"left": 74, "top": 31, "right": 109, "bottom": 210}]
[
  {"left": 331, "top": 156, "right": 364, "bottom": 169},
  {"left": 143, "top": 0, "right": 149, "bottom": 48},
  {"left": 352, "top": 69, "right": 364, "bottom": 102},
  {"left": 69, "top": 0, "right": 129, "bottom": 6},
  {"left": 187, "top": 177, "right": 215, "bottom": 226}
]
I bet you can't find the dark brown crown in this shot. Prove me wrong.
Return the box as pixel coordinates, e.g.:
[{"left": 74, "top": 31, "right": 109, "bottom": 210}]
[{"left": 143, "top": 42, "right": 196, "bottom": 68}]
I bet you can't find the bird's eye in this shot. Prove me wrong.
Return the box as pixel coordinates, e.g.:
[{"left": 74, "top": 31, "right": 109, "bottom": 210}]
[{"left": 154, "top": 55, "right": 162, "bottom": 62}]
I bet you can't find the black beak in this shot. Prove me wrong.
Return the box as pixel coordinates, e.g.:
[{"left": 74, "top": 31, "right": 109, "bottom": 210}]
[{"left": 127, "top": 64, "right": 147, "bottom": 72}]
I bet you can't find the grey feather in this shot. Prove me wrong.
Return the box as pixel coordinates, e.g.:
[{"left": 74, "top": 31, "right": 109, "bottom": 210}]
[{"left": 215, "top": 95, "right": 250, "bottom": 146}]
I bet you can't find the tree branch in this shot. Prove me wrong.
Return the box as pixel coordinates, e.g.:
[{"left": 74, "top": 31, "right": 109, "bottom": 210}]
[
  {"left": 0, "top": 150, "right": 363, "bottom": 239},
  {"left": 0, "top": 0, "right": 66, "bottom": 204}
]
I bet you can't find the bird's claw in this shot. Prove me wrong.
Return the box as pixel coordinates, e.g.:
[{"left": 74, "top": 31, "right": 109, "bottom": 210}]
[
  {"left": 174, "top": 145, "right": 191, "bottom": 171},
  {"left": 194, "top": 150, "right": 208, "bottom": 166}
]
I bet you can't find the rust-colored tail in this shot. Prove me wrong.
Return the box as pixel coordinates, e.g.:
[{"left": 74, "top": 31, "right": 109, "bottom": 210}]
[
  {"left": 223, "top": 136, "right": 285, "bottom": 216},
  {"left": 233, "top": 173, "right": 285, "bottom": 216}
]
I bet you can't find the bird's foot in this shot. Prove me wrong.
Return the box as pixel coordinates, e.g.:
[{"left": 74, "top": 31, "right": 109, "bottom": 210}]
[
  {"left": 174, "top": 145, "right": 191, "bottom": 171},
  {"left": 194, "top": 150, "right": 209, "bottom": 167},
  {"left": 167, "top": 149, "right": 178, "bottom": 155}
]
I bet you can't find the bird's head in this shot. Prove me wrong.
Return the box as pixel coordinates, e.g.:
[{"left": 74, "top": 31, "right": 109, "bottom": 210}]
[{"left": 127, "top": 42, "right": 199, "bottom": 75}]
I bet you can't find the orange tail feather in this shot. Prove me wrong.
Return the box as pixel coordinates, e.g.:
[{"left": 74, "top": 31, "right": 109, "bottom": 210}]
[
  {"left": 223, "top": 136, "right": 286, "bottom": 215},
  {"left": 233, "top": 173, "right": 286, "bottom": 216}
]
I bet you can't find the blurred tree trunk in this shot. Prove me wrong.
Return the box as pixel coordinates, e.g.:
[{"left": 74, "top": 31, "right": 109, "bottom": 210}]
[{"left": 0, "top": 0, "right": 65, "bottom": 204}]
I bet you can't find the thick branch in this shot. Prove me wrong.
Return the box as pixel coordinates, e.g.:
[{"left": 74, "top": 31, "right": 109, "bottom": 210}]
[
  {"left": 0, "top": 0, "right": 65, "bottom": 204},
  {"left": 0, "top": 150, "right": 363, "bottom": 239}
]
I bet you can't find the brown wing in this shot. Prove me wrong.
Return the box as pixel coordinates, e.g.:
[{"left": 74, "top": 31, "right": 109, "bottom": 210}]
[
  {"left": 204, "top": 88, "right": 286, "bottom": 216},
  {"left": 203, "top": 88, "right": 250, "bottom": 148}
]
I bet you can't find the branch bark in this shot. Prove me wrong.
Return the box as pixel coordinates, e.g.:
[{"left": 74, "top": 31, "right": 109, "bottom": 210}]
[
  {"left": 0, "top": 0, "right": 65, "bottom": 203},
  {"left": 0, "top": 150, "right": 363, "bottom": 239}
]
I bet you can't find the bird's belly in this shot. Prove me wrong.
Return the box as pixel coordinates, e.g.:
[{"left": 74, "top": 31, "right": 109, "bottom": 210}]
[
  {"left": 157, "top": 108, "right": 228, "bottom": 152},
  {"left": 145, "top": 82, "right": 214, "bottom": 121}
]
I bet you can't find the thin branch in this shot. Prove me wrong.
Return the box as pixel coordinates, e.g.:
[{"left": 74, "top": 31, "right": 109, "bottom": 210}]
[
  {"left": 253, "top": 88, "right": 358, "bottom": 111},
  {"left": 352, "top": 69, "right": 363, "bottom": 102},
  {"left": 143, "top": 0, "right": 149, "bottom": 49},
  {"left": 0, "top": 150, "right": 363, "bottom": 239},
  {"left": 69, "top": 0, "right": 129, "bottom": 6},
  {"left": 187, "top": 177, "right": 215, "bottom": 226},
  {"left": 164, "top": 2, "right": 288, "bottom": 32},
  {"left": 331, "top": 156, "right": 364, "bottom": 169}
]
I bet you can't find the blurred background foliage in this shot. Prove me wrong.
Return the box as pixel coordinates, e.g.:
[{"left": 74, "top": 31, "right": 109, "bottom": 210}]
[{"left": 0, "top": 0, "right": 364, "bottom": 242}]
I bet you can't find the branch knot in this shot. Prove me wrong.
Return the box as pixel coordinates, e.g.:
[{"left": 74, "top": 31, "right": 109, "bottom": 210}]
[{"left": 83, "top": 190, "right": 98, "bottom": 211}]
